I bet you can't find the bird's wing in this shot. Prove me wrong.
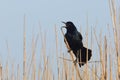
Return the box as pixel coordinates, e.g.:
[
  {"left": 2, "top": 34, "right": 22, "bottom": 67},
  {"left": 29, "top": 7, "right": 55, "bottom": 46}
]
[
  {"left": 64, "top": 33, "right": 71, "bottom": 44},
  {"left": 64, "top": 33, "right": 75, "bottom": 49},
  {"left": 65, "top": 32, "right": 83, "bottom": 50}
]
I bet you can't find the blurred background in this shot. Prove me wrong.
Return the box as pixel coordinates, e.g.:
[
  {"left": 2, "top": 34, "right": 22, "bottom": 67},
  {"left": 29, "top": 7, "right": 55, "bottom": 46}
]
[{"left": 0, "top": 0, "right": 120, "bottom": 80}]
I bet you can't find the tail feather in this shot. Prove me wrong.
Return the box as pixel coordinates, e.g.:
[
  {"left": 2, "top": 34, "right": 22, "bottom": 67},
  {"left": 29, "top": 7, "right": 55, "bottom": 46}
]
[{"left": 78, "top": 47, "right": 92, "bottom": 67}]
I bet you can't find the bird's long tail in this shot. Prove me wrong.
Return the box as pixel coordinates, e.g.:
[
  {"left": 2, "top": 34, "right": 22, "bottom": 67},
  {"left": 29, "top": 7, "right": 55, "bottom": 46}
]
[{"left": 78, "top": 47, "right": 92, "bottom": 67}]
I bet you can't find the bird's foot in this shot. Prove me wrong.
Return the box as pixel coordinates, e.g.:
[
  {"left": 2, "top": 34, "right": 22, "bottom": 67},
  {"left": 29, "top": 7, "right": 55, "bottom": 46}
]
[
  {"left": 68, "top": 49, "right": 72, "bottom": 53},
  {"left": 73, "top": 59, "right": 84, "bottom": 67}
]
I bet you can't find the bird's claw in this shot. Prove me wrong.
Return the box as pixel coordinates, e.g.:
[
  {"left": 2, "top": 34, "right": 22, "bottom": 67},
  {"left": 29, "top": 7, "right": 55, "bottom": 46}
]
[{"left": 68, "top": 49, "right": 72, "bottom": 53}]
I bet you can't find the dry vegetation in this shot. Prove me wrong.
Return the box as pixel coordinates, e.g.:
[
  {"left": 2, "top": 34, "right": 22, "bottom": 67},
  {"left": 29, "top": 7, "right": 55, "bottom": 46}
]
[{"left": 0, "top": 0, "right": 120, "bottom": 80}]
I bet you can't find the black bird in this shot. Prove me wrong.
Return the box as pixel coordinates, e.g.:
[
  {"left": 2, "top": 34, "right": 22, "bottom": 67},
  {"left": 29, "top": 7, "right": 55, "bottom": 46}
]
[{"left": 62, "top": 21, "right": 92, "bottom": 67}]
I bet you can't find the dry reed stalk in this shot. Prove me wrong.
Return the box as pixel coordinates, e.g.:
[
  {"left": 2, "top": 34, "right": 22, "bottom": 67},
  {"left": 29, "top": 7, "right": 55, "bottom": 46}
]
[
  {"left": 109, "top": 0, "right": 120, "bottom": 79},
  {"left": 5, "top": 62, "right": 8, "bottom": 80},
  {"left": 82, "top": 67, "right": 88, "bottom": 80},
  {"left": 118, "top": 8, "right": 120, "bottom": 80},
  {"left": 55, "top": 26, "right": 58, "bottom": 59},
  {"left": 71, "top": 63, "right": 75, "bottom": 80},
  {"left": 38, "top": 64, "right": 41, "bottom": 80},
  {"left": 90, "top": 63, "right": 100, "bottom": 80},
  {"left": 31, "top": 33, "right": 38, "bottom": 80},
  {"left": 54, "top": 26, "right": 60, "bottom": 80},
  {"left": 91, "top": 65, "right": 94, "bottom": 80},
  {"left": 0, "top": 64, "right": 2, "bottom": 80},
  {"left": 47, "top": 64, "right": 53, "bottom": 80},
  {"left": 46, "top": 58, "right": 49, "bottom": 80},
  {"left": 43, "top": 34, "right": 47, "bottom": 80},
  {"left": 104, "top": 36, "right": 107, "bottom": 80},
  {"left": 94, "top": 29, "right": 106, "bottom": 80},
  {"left": 95, "top": 65, "right": 98, "bottom": 80},
  {"left": 39, "top": 24, "right": 47, "bottom": 70},
  {"left": 95, "top": 64, "right": 97, "bottom": 80},
  {"left": 38, "top": 23, "right": 48, "bottom": 80},
  {"left": 62, "top": 65, "right": 64, "bottom": 80},
  {"left": 110, "top": 0, "right": 119, "bottom": 54},
  {"left": 63, "top": 55, "right": 68, "bottom": 80},
  {"left": 42, "top": 57, "right": 48, "bottom": 80},
  {"left": 85, "top": 15, "right": 89, "bottom": 80},
  {"left": 17, "top": 64, "right": 20, "bottom": 80},
  {"left": 109, "top": 54, "right": 113, "bottom": 80},
  {"left": 11, "top": 63, "right": 14, "bottom": 80},
  {"left": 92, "top": 65, "right": 96, "bottom": 80},
  {"left": 59, "top": 42, "right": 63, "bottom": 80},
  {"left": 61, "top": 27, "right": 82, "bottom": 80},
  {"left": 6, "top": 40, "right": 10, "bottom": 80},
  {"left": 32, "top": 44, "right": 36, "bottom": 80},
  {"left": 118, "top": 56, "right": 120, "bottom": 79},
  {"left": 42, "top": 31, "right": 47, "bottom": 65},
  {"left": 23, "top": 15, "right": 27, "bottom": 80}
]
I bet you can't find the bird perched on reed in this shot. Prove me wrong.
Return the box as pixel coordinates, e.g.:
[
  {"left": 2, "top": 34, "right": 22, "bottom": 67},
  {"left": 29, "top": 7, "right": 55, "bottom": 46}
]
[{"left": 62, "top": 21, "right": 92, "bottom": 67}]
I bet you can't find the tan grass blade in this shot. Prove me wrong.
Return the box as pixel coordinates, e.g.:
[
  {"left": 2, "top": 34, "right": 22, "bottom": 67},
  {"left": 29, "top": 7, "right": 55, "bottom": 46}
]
[
  {"left": 23, "top": 14, "right": 27, "bottom": 80},
  {"left": 0, "top": 64, "right": 2, "bottom": 80}
]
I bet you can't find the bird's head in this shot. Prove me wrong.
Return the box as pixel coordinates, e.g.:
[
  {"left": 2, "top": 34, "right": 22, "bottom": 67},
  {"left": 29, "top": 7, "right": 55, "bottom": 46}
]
[{"left": 62, "top": 21, "right": 77, "bottom": 33}]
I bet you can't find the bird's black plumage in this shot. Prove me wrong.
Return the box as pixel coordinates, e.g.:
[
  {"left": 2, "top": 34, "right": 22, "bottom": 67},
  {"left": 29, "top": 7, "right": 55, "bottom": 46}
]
[{"left": 62, "top": 21, "right": 92, "bottom": 67}]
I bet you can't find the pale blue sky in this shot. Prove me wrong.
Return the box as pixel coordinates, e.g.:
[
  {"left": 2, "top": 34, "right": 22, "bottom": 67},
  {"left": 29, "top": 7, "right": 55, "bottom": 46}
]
[{"left": 0, "top": 0, "right": 113, "bottom": 77}]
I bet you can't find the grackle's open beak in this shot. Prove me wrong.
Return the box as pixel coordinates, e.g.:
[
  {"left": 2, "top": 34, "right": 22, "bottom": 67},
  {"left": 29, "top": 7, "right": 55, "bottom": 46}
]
[
  {"left": 61, "top": 21, "right": 67, "bottom": 29},
  {"left": 62, "top": 21, "right": 66, "bottom": 24}
]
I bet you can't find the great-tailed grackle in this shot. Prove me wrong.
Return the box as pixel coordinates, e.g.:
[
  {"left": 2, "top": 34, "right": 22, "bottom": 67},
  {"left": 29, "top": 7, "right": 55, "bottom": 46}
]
[{"left": 62, "top": 21, "right": 92, "bottom": 67}]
